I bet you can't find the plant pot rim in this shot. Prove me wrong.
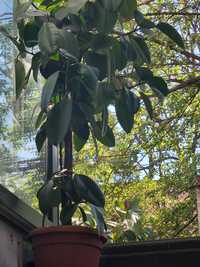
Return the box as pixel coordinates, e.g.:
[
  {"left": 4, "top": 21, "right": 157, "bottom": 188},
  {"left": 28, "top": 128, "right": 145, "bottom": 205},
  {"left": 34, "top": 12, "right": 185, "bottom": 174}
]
[{"left": 29, "top": 225, "right": 107, "bottom": 243}]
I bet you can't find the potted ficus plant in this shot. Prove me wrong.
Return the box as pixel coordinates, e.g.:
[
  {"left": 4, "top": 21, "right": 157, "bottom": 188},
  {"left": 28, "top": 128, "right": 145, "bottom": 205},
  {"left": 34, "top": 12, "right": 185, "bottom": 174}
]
[{"left": 1, "top": 0, "right": 184, "bottom": 266}]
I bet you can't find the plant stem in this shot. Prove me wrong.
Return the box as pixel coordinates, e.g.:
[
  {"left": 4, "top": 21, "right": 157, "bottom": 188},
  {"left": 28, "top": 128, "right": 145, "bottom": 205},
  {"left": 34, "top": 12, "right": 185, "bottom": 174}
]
[{"left": 62, "top": 130, "right": 73, "bottom": 225}]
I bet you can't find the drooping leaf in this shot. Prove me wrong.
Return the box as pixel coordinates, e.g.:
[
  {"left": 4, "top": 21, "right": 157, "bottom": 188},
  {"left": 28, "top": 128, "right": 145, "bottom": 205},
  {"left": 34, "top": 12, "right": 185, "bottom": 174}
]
[
  {"left": 36, "top": 122, "right": 47, "bottom": 152},
  {"left": 47, "top": 96, "right": 72, "bottom": 145},
  {"left": 115, "top": 90, "right": 135, "bottom": 133},
  {"left": 156, "top": 22, "right": 184, "bottom": 49},
  {"left": 101, "top": 0, "right": 122, "bottom": 11},
  {"left": 130, "top": 36, "right": 151, "bottom": 64},
  {"left": 85, "top": 52, "right": 107, "bottom": 80},
  {"left": 136, "top": 67, "right": 154, "bottom": 81},
  {"left": 74, "top": 174, "right": 105, "bottom": 207},
  {"left": 95, "top": 1, "right": 117, "bottom": 33},
  {"left": 60, "top": 204, "right": 77, "bottom": 225},
  {"left": 41, "top": 71, "right": 59, "bottom": 111},
  {"left": 119, "top": 0, "right": 137, "bottom": 19},
  {"left": 90, "top": 204, "right": 107, "bottom": 233},
  {"left": 148, "top": 76, "right": 169, "bottom": 96},
  {"left": 73, "top": 123, "right": 90, "bottom": 152},
  {"left": 140, "top": 91, "right": 154, "bottom": 120},
  {"left": 35, "top": 110, "right": 46, "bottom": 129},
  {"left": 15, "top": 59, "right": 26, "bottom": 99},
  {"left": 134, "top": 10, "right": 155, "bottom": 29},
  {"left": 38, "top": 23, "right": 79, "bottom": 57},
  {"left": 95, "top": 121, "right": 115, "bottom": 147},
  {"left": 55, "top": 0, "right": 88, "bottom": 20},
  {"left": 37, "top": 180, "right": 61, "bottom": 215},
  {"left": 79, "top": 64, "right": 98, "bottom": 97}
]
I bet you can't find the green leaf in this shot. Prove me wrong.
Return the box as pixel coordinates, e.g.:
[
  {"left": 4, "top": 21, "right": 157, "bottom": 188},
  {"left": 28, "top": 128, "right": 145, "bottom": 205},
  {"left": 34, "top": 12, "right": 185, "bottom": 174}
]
[
  {"left": 38, "top": 22, "right": 58, "bottom": 55},
  {"left": 74, "top": 174, "right": 105, "bottom": 207},
  {"left": 47, "top": 96, "right": 72, "bottom": 145},
  {"left": 60, "top": 204, "right": 77, "bottom": 225},
  {"left": 101, "top": 0, "right": 122, "bottom": 11},
  {"left": 156, "top": 22, "right": 184, "bottom": 49},
  {"left": 36, "top": 122, "right": 47, "bottom": 152},
  {"left": 85, "top": 52, "right": 107, "bottom": 80},
  {"left": 73, "top": 123, "right": 90, "bottom": 152},
  {"left": 136, "top": 67, "right": 154, "bottom": 81},
  {"left": 79, "top": 64, "right": 98, "bottom": 97},
  {"left": 35, "top": 110, "right": 46, "bottom": 129},
  {"left": 15, "top": 59, "right": 26, "bottom": 99},
  {"left": 119, "top": 0, "right": 137, "bottom": 19},
  {"left": 115, "top": 90, "right": 134, "bottom": 133},
  {"left": 14, "top": 0, "right": 32, "bottom": 21},
  {"left": 38, "top": 23, "right": 79, "bottom": 57},
  {"left": 41, "top": 71, "right": 59, "bottom": 111},
  {"left": 95, "top": 1, "right": 117, "bottom": 33},
  {"left": 90, "top": 204, "right": 107, "bottom": 233},
  {"left": 37, "top": 180, "right": 61, "bottom": 215},
  {"left": 31, "top": 53, "right": 41, "bottom": 82},
  {"left": 55, "top": 0, "right": 88, "bottom": 20},
  {"left": 79, "top": 206, "right": 88, "bottom": 223},
  {"left": 111, "top": 41, "right": 127, "bottom": 71},
  {"left": 23, "top": 21, "right": 40, "bottom": 47},
  {"left": 130, "top": 36, "right": 151, "bottom": 64},
  {"left": 148, "top": 76, "right": 169, "bottom": 96},
  {"left": 134, "top": 10, "right": 155, "bottom": 28},
  {"left": 140, "top": 91, "right": 153, "bottom": 119},
  {"left": 95, "top": 121, "right": 115, "bottom": 147}
]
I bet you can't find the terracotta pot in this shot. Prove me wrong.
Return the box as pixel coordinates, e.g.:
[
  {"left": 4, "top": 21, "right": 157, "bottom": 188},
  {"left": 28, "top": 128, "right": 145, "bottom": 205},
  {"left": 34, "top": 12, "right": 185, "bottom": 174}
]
[{"left": 30, "top": 226, "right": 106, "bottom": 267}]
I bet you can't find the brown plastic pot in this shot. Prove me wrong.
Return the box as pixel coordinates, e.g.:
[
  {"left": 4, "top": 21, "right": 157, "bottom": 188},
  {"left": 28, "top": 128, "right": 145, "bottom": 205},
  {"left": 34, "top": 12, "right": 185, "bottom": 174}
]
[{"left": 30, "top": 226, "right": 106, "bottom": 267}]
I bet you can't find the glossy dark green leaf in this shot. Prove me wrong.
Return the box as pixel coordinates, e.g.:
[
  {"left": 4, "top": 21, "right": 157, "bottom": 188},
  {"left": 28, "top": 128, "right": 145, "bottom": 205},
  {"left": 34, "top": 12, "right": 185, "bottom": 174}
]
[
  {"left": 136, "top": 67, "right": 154, "bottom": 81},
  {"left": 55, "top": 0, "right": 88, "bottom": 20},
  {"left": 90, "top": 204, "right": 107, "bottom": 233},
  {"left": 37, "top": 180, "right": 61, "bottom": 215},
  {"left": 79, "top": 64, "right": 98, "bottom": 97},
  {"left": 91, "top": 34, "right": 115, "bottom": 51},
  {"left": 130, "top": 36, "right": 151, "bottom": 64},
  {"left": 111, "top": 41, "right": 127, "bottom": 71},
  {"left": 85, "top": 52, "right": 107, "bottom": 80},
  {"left": 74, "top": 174, "right": 105, "bottom": 207},
  {"left": 36, "top": 122, "right": 47, "bottom": 152},
  {"left": 95, "top": 121, "right": 115, "bottom": 147},
  {"left": 156, "top": 22, "right": 184, "bottom": 49},
  {"left": 38, "top": 23, "right": 79, "bottom": 57},
  {"left": 134, "top": 10, "right": 155, "bottom": 29},
  {"left": 35, "top": 110, "right": 46, "bottom": 130},
  {"left": 115, "top": 90, "right": 134, "bottom": 133},
  {"left": 101, "top": 0, "right": 122, "bottom": 11},
  {"left": 41, "top": 71, "right": 59, "bottom": 111},
  {"left": 73, "top": 123, "right": 90, "bottom": 152},
  {"left": 23, "top": 21, "right": 40, "bottom": 47},
  {"left": 119, "top": 0, "right": 137, "bottom": 19},
  {"left": 140, "top": 91, "right": 154, "bottom": 119},
  {"left": 15, "top": 59, "right": 26, "bottom": 99},
  {"left": 95, "top": 2, "right": 117, "bottom": 33},
  {"left": 47, "top": 96, "right": 72, "bottom": 145},
  {"left": 60, "top": 204, "right": 77, "bottom": 225},
  {"left": 148, "top": 76, "right": 169, "bottom": 96}
]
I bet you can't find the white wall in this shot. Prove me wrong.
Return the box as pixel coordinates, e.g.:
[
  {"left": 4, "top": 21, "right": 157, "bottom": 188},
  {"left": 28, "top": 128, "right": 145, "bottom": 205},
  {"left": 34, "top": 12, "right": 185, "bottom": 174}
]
[{"left": 0, "top": 219, "right": 23, "bottom": 267}]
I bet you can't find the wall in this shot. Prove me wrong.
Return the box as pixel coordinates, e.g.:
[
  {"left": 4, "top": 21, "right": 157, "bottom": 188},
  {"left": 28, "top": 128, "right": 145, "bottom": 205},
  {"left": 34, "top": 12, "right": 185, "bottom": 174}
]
[{"left": 0, "top": 219, "right": 23, "bottom": 267}]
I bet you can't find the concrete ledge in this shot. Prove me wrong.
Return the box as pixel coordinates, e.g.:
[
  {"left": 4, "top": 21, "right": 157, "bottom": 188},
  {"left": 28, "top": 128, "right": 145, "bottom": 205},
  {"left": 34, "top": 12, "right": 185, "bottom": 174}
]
[{"left": 0, "top": 185, "right": 43, "bottom": 234}]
